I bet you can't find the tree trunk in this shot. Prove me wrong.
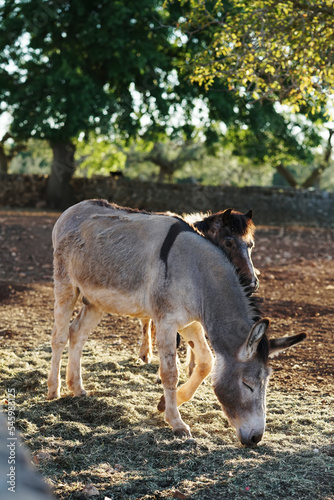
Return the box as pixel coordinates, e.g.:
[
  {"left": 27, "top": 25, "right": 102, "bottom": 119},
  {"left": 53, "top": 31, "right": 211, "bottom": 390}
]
[
  {"left": 302, "top": 165, "right": 325, "bottom": 189},
  {"left": 0, "top": 146, "right": 9, "bottom": 174},
  {"left": 302, "top": 129, "right": 334, "bottom": 189},
  {"left": 45, "top": 142, "right": 76, "bottom": 210},
  {"left": 276, "top": 163, "right": 299, "bottom": 187}
]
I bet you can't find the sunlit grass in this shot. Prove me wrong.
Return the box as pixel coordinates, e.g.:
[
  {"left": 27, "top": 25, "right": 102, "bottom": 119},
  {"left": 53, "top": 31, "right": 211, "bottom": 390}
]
[{"left": 1, "top": 337, "right": 333, "bottom": 500}]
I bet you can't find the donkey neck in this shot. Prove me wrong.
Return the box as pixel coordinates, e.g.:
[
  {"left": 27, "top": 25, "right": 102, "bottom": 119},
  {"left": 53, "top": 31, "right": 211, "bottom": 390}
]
[{"left": 195, "top": 246, "right": 256, "bottom": 356}]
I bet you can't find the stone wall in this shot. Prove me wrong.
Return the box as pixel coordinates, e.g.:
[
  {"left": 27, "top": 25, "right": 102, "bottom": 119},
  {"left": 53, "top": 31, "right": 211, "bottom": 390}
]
[
  {"left": 1, "top": 173, "right": 334, "bottom": 227},
  {"left": 0, "top": 174, "right": 47, "bottom": 208}
]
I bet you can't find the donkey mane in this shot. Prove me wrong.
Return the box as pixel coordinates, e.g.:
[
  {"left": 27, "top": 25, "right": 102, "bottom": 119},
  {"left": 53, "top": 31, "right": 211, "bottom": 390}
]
[
  {"left": 89, "top": 202, "right": 255, "bottom": 243},
  {"left": 89, "top": 199, "right": 204, "bottom": 237},
  {"left": 195, "top": 210, "right": 255, "bottom": 238},
  {"left": 236, "top": 268, "right": 267, "bottom": 363},
  {"left": 235, "top": 272, "right": 266, "bottom": 362},
  {"left": 89, "top": 199, "right": 152, "bottom": 215}
]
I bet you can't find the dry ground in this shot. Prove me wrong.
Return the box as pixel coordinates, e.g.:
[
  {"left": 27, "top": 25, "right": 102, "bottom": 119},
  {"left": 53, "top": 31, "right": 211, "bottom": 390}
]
[{"left": 0, "top": 209, "right": 333, "bottom": 499}]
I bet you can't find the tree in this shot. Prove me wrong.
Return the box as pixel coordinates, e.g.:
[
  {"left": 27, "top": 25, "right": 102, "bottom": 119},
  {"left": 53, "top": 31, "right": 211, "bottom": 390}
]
[
  {"left": 1, "top": 0, "right": 329, "bottom": 199},
  {"left": 163, "top": 0, "right": 331, "bottom": 186},
  {"left": 8, "top": 138, "right": 52, "bottom": 175},
  {"left": 0, "top": 132, "right": 26, "bottom": 173},
  {"left": 173, "top": 0, "right": 334, "bottom": 111},
  {"left": 0, "top": 0, "right": 187, "bottom": 208},
  {"left": 302, "top": 127, "right": 334, "bottom": 188},
  {"left": 121, "top": 140, "right": 205, "bottom": 181},
  {"left": 219, "top": 100, "right": 325, "bottom": 184},
  {"left": 75, "top": 137, "right": 126, "bottom": 178}
]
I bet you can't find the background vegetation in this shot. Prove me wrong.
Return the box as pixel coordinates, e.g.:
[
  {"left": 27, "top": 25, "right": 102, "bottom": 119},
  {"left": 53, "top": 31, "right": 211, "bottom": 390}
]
[{"left": 1, "top": 0, "right": 334, "bottom": 208}]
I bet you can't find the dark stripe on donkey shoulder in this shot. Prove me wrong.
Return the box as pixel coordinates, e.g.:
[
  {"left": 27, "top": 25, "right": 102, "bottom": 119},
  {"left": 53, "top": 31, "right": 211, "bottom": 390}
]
[{"left": 160, "top": 219, "right": 196, "bottom": 273}]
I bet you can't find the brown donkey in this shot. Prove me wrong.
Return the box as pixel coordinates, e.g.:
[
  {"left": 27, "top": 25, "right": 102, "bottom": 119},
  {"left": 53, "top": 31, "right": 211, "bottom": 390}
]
[
  {"left": 138, "top": 208, "right": 258, "bottom": 365},
  {"left": 48, "top": 200, "right": 306, "bottom": 445}
]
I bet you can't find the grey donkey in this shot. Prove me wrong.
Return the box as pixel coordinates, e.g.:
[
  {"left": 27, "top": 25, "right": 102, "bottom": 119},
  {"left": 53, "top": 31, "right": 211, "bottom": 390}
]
[{"left": 48, "top": 200, "right": 306, "bottom": 445}]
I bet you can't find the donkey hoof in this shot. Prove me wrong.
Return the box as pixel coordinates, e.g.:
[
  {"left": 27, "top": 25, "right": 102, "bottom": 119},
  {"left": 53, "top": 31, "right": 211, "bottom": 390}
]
[
  {"left": 139, "top": 354, "right": 151, "bottom": 364},
  {"left": 157, "top": 396, "right": 165, "bottom": 412},
  {"left": 47, "top": 390, "right": 60, "bottom": 400},
  {"left": 173, "top": 428, "right": 192, "bottom": 439},
  {"left": 139, "top": 348, "right": 152, "bottom": 364},
  {"left": 73, "top": 389, "right": 87, "bottom": 397}
]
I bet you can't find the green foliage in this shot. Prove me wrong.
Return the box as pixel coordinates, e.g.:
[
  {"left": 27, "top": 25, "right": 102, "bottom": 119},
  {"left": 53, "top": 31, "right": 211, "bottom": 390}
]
[
  {"left": 0, "top": 0, "right": 331, "bottom": 189},
  {"left": 173, "top": 0, "right": 334, "bottom": 112},
  {"left": 222, "top": 102, "right": 323, "bottom": 165},
  {"left": 9, "top": 139, "right": 52, "bottom": 175},
  {"left": 10, "top": 134, "right": 334, "bottom": 189},
  {"left": 164, "top": 0, "right": 327, "bottom": 177},
  {"left": 75, "top": 137, "right": 127, "bottom": 177},
  {"left": 173, "top": 147, "right": 274, "bottom": 186},
  {"left": 0, "top": 0, "right": 183, "bottom": 143},
  {"left": 75, "top": 135, "right": 274, "bottom": 186}
]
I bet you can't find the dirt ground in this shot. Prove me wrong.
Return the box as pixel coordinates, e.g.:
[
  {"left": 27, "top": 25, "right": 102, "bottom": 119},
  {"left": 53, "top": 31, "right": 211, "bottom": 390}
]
[{"left": 0, "top": 209, "right": 333, "bottom": 394}]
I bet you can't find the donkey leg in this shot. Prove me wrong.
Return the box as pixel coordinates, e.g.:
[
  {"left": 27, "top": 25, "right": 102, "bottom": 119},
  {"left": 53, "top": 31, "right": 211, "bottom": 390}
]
[
  {"left": 138, "top": 319, "right": 153, "bottom": 363},
  {"left": 151, "top": 321, "right": 157, "bottom": 344},
  {"left": 67, "top": 304, "right": 103, "bottom": 396},
  {"left": 47, "top": 283, "right": 79, "bottom": 400},
  {"left": 176, "top": 322, "right": 213, "bottom": 407},
  {"left": 156, "top": 324, "right": 191, "bottom": 438},
  {"left": 186, "top": 346, "right": 196, "bottom": 377}
]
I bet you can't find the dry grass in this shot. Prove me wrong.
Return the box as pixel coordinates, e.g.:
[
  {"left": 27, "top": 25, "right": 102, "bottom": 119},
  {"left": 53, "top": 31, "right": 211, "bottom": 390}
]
[{"left": 1, "top": 333, "right": 333, "bottom": 500}]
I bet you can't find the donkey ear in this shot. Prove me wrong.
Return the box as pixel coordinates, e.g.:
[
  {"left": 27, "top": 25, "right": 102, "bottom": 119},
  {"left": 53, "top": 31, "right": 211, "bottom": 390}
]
[
  {"left": 221, "top": 208, "right": 232, "bottom": 226},
  {"left": 269, "top": 333, "right": 306, "bottom": 358},
  {"left": 244, "top": 209, "right": 253, "bottom": 220},
  {"left": 238, "top": 318, "right": 270, "bottom": 362}
]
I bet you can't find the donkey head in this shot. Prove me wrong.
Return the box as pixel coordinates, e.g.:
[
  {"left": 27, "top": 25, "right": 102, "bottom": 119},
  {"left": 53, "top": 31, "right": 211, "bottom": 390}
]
[
  {"left": 213, "top": 319, "right": 306, "bottom": 446},
  {"left": 203, "top": 209, "right": 259, "bottom": 292}
]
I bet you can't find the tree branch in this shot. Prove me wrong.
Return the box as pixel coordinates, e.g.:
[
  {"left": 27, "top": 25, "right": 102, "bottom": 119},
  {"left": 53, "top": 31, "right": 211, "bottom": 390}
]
[
  {"left": 276, "top": 163, "right": 299, "bottom": 187},
  {"left": 302, "top": 129, "right": 334, "bottom": 189}
]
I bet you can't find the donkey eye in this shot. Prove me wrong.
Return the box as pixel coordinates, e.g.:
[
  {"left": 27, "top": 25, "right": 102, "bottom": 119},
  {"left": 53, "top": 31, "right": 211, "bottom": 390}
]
[
  {"left": 243, "top": 381, "right": 254, "bottom": 392},
  {"left": 224, "top": 239, "right": 233, "bottom": 248}
]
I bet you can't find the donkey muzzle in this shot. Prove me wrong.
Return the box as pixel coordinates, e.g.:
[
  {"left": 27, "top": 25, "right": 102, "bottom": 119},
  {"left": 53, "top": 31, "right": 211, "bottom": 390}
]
[
  {"left": 239, "top": 428, "right": 263, "bottom": 447},
  {"left": 250, "top": 277, "right": 259, "bottom": 292}
]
